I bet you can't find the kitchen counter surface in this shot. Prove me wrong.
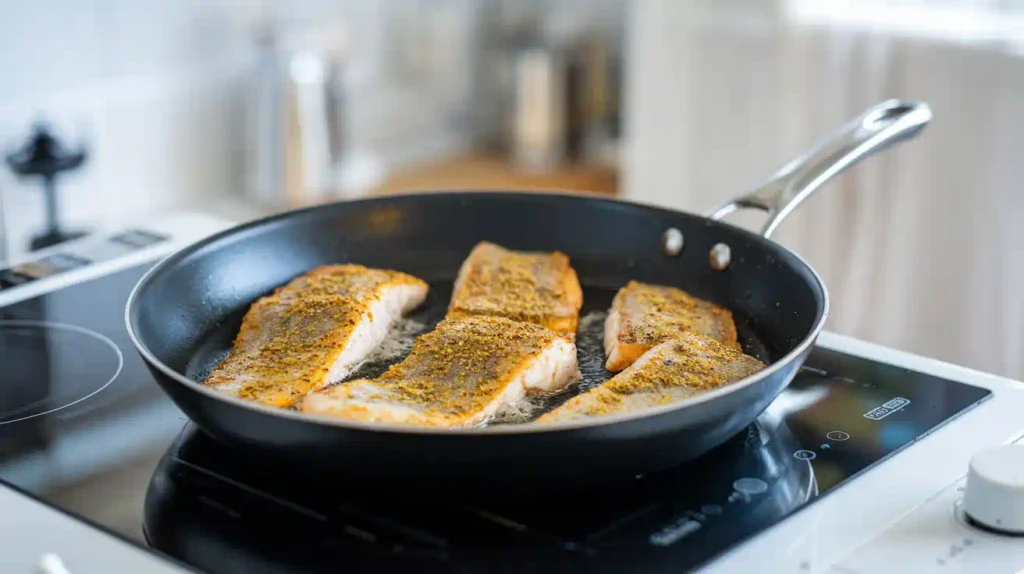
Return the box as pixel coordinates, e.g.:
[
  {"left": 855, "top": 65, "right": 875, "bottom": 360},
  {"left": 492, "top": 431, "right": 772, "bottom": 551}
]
[
  {"left": 370, "top": 153, "right": 618, "bottom": 197},
  {"left": 202, "top": 152, "right": 618, "bottom": 224}
]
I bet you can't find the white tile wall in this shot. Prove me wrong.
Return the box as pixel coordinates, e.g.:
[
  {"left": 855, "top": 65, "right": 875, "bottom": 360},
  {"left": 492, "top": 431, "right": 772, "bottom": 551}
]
[
  {"left": 0, "top": 0, "right": 625, "bottom": 259},
  {"left": 0, "top": 1, "right": 103, "bottom": 104},
  {"left": 0, "top": 1, "right": 252, "bottom": 259},
  {"left": 0, "top": 0, "right": 485, "bottom": 260}
]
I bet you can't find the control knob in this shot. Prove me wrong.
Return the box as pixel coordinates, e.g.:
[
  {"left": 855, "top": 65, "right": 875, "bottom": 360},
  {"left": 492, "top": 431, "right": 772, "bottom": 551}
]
[{"left": 963, "top": 444, "right": 1024, "bottom": 534}]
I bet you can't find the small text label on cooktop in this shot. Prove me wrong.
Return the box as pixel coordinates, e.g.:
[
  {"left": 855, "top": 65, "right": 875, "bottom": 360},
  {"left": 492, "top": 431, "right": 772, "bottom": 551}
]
[{"left": 864, "top": 397, "right": 911, "bottom": 420}]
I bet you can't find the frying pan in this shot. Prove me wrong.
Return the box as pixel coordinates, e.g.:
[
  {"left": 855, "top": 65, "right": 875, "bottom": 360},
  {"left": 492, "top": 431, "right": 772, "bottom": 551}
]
[{"left": 127, "top": 100, "right": 931, "bottom": 490}]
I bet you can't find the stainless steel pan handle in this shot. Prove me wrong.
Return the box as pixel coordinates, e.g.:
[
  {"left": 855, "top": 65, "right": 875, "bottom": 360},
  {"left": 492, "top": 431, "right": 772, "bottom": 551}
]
[{"left": 707, "top": 99, "right": 932, "bottom": 239}]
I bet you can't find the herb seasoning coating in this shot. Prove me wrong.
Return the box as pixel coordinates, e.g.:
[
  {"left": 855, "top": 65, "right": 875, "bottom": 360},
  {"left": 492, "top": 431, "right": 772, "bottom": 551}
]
[
  {"left": 537, "top": 332, "right": 764, "bottom": 423},
  {"left": 203, "top": 264, "right": 428, "bottom": 408},
  {"left": 604, "top": 280, "right": 739, "bottom": 371},
  {"left": 448, "top": 241, "right": 583, "bottom": 338},
  {"left": 302, "top": 315, "right": 580, "bottom": 427}
]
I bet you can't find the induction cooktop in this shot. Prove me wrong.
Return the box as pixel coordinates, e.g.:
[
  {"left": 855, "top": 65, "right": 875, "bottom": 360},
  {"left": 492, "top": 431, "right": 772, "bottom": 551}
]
[{"left": 0, "top": 234, "right": 1000, "bottom": 573}]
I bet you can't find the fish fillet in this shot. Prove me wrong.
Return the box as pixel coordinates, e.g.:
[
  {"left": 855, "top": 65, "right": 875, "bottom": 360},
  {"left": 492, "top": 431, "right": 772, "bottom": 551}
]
[
  {"left": 301, "top": 315, "right": 579, "bottom": 427},
  {"left": 538, "top": 333, "right": 765, "bottom": 424},
  {"left": 448, "top": 241, "right": 583, "bottom": 338},
  {"left": 203, "top": 265, "right": 428, "bottom": 408},
  {"left": 604, "top": 280, "right": 739, "bottom": 371}
]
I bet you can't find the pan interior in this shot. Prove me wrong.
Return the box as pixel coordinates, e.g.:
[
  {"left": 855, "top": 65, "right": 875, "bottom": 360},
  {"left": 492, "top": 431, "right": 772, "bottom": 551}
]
[
  {"left": 183, "top": 274, "right": 772, "bottom": 425},
  {"left": 131, "top": 193, "right": 822, "bottom": 427}
]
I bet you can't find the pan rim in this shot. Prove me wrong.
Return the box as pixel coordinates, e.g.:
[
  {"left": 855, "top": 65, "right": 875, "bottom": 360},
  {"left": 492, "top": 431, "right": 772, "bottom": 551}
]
[{"left": 125, "top": 191, "right": 829, "bottom": 436}]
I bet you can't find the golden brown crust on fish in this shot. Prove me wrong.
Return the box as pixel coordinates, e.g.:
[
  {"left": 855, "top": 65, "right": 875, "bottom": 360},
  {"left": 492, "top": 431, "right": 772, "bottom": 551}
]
[
  {"left": 203, "top": 265, "right": 428, "bottom": 408},
  {"left": 605, "top": 280, "right": 738, "bottom": 371},
  {"left": 301, "top": 315, "right": 579, "bottom": 427},
  {"left": 538, "top": 333, "right": 764, "bottom": 424},
  {"left": 448, "top": 242, "right": 583, "bottom": 338}
]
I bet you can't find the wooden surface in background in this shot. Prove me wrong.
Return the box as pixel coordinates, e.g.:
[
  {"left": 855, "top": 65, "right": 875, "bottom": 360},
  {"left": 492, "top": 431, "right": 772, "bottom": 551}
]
[{"left": 371, "top": 153, "right": 618, "bottom": 196}]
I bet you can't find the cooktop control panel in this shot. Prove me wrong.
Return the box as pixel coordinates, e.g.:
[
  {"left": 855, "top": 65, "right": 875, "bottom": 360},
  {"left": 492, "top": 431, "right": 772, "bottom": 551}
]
[
  {"left": 831, "top": 437, "right": 1024, "bottom": 573},
  {"left": 0, "top": 229, "right": 168, "bottom": 289}
]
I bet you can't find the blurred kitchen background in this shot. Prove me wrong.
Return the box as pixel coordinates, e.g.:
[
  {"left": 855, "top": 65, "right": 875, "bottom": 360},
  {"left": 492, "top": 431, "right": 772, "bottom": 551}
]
[{"left": 1, "top": 0, "right": 1023, "bottom": 387}]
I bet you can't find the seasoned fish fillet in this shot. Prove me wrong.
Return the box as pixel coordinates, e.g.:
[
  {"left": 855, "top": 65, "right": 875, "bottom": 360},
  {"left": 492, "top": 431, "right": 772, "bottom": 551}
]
[
  {"left": 448, "top": 241, "right": 583, "bottom": 338},
  {"left": 301, "top": 315, "right": 579, "bottom": 427},
  {"left": 605, "top": 280, "right": 739, "bottom": 371},
  {"left": 538, "top": 333, "right": 764, "bottom": 424},
  {"left": 203, "top": 265, "right": 428, "bottom": 408}
]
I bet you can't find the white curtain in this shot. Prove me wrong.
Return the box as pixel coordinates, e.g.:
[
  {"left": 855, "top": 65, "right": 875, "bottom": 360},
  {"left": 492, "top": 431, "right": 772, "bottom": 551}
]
[{"left": 624, "top": 1, "right": 1024, "bottom": 379}]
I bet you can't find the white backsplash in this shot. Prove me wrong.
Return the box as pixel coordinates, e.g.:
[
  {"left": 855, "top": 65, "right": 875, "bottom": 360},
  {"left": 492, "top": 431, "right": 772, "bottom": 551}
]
[{"left": 0, "top": 0, "right": 484, "bottom": 260}]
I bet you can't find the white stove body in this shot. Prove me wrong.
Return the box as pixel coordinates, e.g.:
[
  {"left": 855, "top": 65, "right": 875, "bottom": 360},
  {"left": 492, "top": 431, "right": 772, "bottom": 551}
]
[
  {"left": 708, "top": 332, "right": 1024, "bottom": 573},
  {"left": 0, "top": 212, "right": 1022, "bottom": 573}
]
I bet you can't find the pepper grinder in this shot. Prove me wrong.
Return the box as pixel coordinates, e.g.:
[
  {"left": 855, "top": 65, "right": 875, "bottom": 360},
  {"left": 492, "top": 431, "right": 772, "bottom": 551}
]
[{"left": 5, "top": 122, "right": 88, "bottom": 251}]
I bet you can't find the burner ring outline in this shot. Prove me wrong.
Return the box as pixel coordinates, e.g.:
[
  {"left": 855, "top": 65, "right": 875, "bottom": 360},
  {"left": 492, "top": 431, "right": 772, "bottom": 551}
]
[{"left": 0, "top": 320, "right": 124, "bottom": 425}]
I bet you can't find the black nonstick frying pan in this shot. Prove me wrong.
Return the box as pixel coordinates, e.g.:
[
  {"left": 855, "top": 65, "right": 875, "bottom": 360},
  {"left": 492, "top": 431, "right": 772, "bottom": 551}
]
[{"left": 127, "top": 100, "right": 931, "bottom": 491}]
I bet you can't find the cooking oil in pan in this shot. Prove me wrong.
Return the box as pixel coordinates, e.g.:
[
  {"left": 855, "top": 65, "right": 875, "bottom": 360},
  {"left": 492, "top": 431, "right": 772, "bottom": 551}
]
[
  {"left": 489, "top": 310, "right": 615, "bottom": 425},
  {"left": 345, "top": 317, "right": 428, "bottom": 380},
  {"left": 575, "top": 310, "right": 615, "bottom": 389}
]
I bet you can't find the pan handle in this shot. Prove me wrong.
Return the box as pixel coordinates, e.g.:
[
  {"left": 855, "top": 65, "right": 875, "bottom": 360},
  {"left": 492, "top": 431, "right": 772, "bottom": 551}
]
[{"left": 707, "top": 99, "right": 932, "bottom": 238}]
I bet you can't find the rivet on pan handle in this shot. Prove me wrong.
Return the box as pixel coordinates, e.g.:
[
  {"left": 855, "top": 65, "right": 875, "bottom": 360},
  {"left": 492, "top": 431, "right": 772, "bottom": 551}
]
[{"left": 706, "top": 100, "right": 932, "bottom": 241}]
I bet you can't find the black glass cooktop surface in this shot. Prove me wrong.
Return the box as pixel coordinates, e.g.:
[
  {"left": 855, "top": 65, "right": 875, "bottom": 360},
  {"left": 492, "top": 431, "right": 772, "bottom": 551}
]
[{"left": 0, "top": 262, "right": 992, "bottom": 573}]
